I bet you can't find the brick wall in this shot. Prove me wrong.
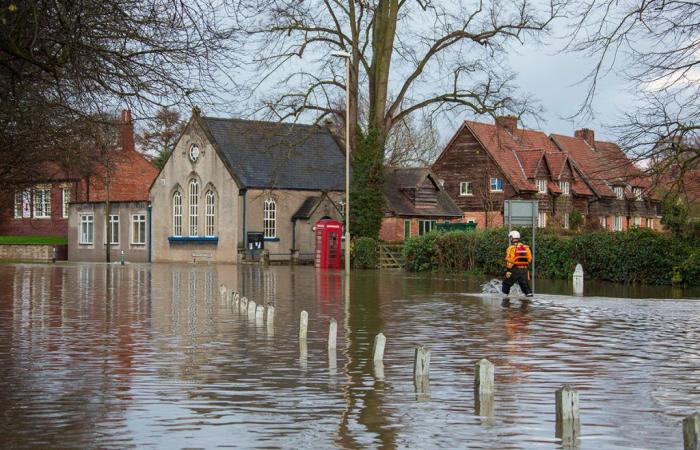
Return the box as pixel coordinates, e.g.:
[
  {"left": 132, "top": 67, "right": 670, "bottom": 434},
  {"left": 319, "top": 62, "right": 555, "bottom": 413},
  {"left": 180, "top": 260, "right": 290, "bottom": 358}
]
[
  {"left": 0, "top": 244, "right": 60, "bottom": 261},
  {"left": 0, "top": 184, "right": 75, "bottom": 237}
]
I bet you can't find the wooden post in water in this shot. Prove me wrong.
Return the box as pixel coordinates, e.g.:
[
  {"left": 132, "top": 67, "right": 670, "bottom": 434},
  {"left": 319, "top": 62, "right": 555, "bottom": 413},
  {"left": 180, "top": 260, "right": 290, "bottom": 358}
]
[
  {"left": 684, "top": 413, "right": 700, "bottom": 450},
  {"left": 328, "top": 319, "right": 337, "bottom": 351},
  {"left": 373, "top": 333, "right": 386, "bottom": 363},
  {"left": 299, "top": 310, "right": 308, "bottom": 341},
  {"left": 255, "top": 304, "right": 264, "bottom": 322},
  {"left": 247, "top": 300, "right": 257, "bottom": 320},
  {"left": 555, "top": 385, "right": 581, "bottom": 446},
  {"left": 474, "top": 359, "right": 495, "bottom": 395},
  {"left": 413, "top": 346, "right": 431, "bottom": 400},
  {"left": 573, "top": 263, "right": 584, "bottom": 295},
  {"left": 240, "top": 296, "right": 248, "bottom": 312},
  {"left": 219, "top": 284, "right": 227, "bottom": 302},
  {"left": 266, "top": 304, "right": 275, "bottom": 324},
  {"left": 231, "top": 291, "right": 239, "bottom": 306}
]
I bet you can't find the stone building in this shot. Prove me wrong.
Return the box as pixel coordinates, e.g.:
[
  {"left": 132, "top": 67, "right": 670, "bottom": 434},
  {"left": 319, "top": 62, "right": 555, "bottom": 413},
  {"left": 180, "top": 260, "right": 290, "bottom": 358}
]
[
  {"left": 149, "top": 112, "right": 346, "bottom": 263},
  {"left": 433, "top": 116, "right": 659, "bottom": 230},
  {"left": 379, "top": 167, "right": 463, "bottom": 242},
  {"left": 68, "top": 110, "right": 159, "bottom": 262}
]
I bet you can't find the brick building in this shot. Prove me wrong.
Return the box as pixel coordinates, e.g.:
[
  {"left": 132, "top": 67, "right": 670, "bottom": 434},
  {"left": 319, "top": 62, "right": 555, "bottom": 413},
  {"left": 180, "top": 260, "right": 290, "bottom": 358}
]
[{"left": 432, "top": 116, "right": 660, "bottom": 230}]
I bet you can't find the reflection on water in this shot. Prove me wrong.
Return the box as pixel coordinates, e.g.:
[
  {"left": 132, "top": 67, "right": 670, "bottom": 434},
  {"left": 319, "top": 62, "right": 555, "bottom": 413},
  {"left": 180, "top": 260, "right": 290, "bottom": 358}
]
[{"left": 0, "top": 263, "right": 699, "bottom": 449}]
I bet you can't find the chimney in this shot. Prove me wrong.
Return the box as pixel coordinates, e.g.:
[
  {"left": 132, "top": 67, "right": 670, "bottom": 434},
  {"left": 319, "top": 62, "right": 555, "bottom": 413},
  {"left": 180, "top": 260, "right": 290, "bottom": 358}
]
[
  {"left": 575, "top": 128, "right": 595, "bottom": 147},
  {"left": 120, "top": 109, "right": 135, "bottom": 153},
  {"left": 496, "top": 115, "right": 518, "bottom": 134}
]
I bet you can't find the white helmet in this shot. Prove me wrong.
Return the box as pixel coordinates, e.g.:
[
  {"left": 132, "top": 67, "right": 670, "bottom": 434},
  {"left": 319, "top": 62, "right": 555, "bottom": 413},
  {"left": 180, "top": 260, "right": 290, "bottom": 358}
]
[{"left": 508, "top": 230, "right": 520, "bottom": 240}]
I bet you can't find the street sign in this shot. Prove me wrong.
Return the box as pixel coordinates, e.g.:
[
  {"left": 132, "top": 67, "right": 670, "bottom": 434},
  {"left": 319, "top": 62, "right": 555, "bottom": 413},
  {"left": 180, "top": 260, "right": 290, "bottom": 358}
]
[{"left": 504, "top": 200, "right": 538, "bottom": 226}]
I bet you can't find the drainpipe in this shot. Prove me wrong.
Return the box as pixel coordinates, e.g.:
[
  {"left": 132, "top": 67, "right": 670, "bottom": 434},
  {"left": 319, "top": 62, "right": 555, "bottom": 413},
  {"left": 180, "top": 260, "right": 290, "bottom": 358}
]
[
  {"left": 292, "top": 219, "right": 297, "bottom": 254},
  {"left": 241, "top": 189, "right": 247, "bottom": 250},
  {"left": 147, "top": 203, "right": 152, "bottom": 262}
]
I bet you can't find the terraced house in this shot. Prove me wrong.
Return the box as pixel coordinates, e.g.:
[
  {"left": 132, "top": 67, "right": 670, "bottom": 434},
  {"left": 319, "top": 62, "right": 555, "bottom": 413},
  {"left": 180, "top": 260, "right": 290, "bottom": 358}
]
[{"left": 432, "top": 116, "right": 660, "bottom": 230}]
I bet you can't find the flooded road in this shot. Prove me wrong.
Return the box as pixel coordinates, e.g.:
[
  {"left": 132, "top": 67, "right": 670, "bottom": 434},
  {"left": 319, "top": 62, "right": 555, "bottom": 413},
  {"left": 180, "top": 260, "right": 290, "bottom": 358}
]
[{"left": 0, "top": 263, "right": 699, "bottom": 449}]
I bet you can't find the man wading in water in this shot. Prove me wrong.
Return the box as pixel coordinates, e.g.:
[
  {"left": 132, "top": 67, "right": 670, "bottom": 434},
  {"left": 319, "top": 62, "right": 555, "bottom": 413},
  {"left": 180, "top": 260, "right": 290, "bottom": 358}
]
[{"left": 502, "top": 230, "right": 533, "bottom": 302}]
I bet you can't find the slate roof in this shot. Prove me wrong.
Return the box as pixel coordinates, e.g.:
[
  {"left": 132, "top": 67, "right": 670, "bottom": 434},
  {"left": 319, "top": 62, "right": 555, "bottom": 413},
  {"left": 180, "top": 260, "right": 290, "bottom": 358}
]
[
  {"left": 200, "top": 117, "right": 346, "bottom": 190},
  {"left": 383, "top": 167, "right": 463, "bottom": 218},
  {"left": 292, "top": 196, "right": 322, "bottom": 220}
]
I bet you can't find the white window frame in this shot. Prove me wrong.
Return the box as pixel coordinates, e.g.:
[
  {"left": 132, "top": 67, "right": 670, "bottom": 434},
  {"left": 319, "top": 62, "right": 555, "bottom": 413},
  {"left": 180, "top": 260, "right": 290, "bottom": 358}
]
[
  {"left": 131, "top": 213, "right": 147, "bottom": 245},
  {"left": 634, "top": 187, "right": 643, "bottom": 201},
  {"left": 632, "top": 215, "right": 641, "bottom": 227},
  {"left": 600, "top": 216, "right": 608, "bottom": 230},
  {"left": 172, "top": 191, "right": 183, "bottom": 237},
  {"left": 33, "top": 186, "right": 51, "bottom": 218},
  {"left": 205, "top": 190, "right": 216, "bottom": 237},
  {"left": 614, "top": 186, "right": 624, "bottom": 200},
  {"left": 560, "top": 181, "right": 570, "bottom": 196},
  {"left": 264, "top": 198, "right": 277, "bottom": 238},
  {"left": 105, "top": 214, "right": 120, "bottom": 245},
  {"left": 489, "top": 177, "right": 503, "bottom": 192},
  {"left": 536, "top": 178, "right": 547, "bottom": 194},
  {"left": 646, "top": 218, "right": 654, "bottom": 229},
  {"left": 62, "top": 187, "right": 71, "bottom": 218},
  {"left": 613, "top": 213, "right": 622, "bottom": 232},
  {"left": 563, "top": 212, "right": 570, "bottom": 229},
  {"left": 189, "top": 179, "right": 199, "bottom": 236},
  {"left": 14, "top": 191, "right": 23, "bottom": 219},
  {"left": 537, "top": 211, "right": 547, "bottom": 228},
  {"left": 79, "top": 214, "right": 94, "bottom": 245},
  {"left": 460, "top": 181, "right": 473, "bottom": 196}
]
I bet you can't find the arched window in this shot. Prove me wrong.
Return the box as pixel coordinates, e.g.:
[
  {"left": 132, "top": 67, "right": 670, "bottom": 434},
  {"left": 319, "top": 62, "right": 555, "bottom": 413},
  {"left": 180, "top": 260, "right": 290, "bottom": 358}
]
[
  {"left": 189, "top": 179, "right": 199, "bottom": 236},
  {"left": 205, "top": 190, "right": 216, "bottom": 236},
  {"left": 172, "top": 191, "right": 182, "bottom": 236},
  {"left": 264, "top": 198, "right": 276, "bottom": 238}
]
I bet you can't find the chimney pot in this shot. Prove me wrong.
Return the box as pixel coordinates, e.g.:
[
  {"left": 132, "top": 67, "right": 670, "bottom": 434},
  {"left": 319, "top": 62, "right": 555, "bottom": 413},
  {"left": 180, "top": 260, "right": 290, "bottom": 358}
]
[
  {"left": 496, "top": 115, "right": 518, "bottom": 133},
  {"left": 575, "top": 128, "right": 595, "bottom": 146}
]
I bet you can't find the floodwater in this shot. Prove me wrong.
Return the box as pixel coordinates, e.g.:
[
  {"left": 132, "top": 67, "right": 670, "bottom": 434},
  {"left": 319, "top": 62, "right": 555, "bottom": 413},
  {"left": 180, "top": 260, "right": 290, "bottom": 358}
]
[{"left": 0, "top": 263, "right": 699, "bottom": 449}]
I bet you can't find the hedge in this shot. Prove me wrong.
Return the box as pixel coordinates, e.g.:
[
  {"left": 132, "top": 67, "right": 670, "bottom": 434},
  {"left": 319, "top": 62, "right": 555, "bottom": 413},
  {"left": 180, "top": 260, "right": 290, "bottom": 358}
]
[
  {"left": 352, "top": 236, "right": 379, "bottom": 269},
  {"left": 403, "top": 227, "right": 695, "bottom": 285}
]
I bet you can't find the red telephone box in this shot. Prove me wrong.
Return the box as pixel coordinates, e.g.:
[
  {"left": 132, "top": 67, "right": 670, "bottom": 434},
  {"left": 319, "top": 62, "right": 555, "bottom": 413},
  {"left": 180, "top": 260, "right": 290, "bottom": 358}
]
[{"left": 314, "top": 219, "right": 342, "bottom": 269}]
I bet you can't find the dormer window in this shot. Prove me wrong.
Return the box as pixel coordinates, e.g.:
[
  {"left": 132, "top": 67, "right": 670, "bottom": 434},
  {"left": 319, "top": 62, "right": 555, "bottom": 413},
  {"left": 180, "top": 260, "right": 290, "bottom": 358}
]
[
  {"left": 536, "top": 179, "right": 547, "bottom": 194},
  {"left": 614, "top": 186, "right": 624, "bottom": 200},
  {"left": 559, "top": 181, "right": 570, "bottom": 196},
  {"left": 634, "top": 187, "right": 643, "bottom": 201}
]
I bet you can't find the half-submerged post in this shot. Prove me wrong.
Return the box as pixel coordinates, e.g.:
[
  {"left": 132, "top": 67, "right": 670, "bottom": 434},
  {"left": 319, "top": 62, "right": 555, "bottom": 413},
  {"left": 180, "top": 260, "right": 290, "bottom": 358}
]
[
  {"left": 299, "top": 310, "right": 308, "bottom": 341},
  {"left": 413, "top": 346, "right": 431, "bottom": 400},
  {"left": 240, "top": 296, "right": 248, "bottom": 312},
  {"left": 372, "top": 333, "right": 386, "bottom": 379},
  {"left": 219, "top": 284, "right": 227, "bottom": 302},
  {"left": 266, "top": 304, "right": 275, "bottom": 324},
  {"left": 684, "top": 413, "right": 700, "bottom": 450},
  {"left": 255, "top": 304, "right": 265, "bottom": 323},
  {"left": 328, "top": 319, "right": 337, "bottom": 351},
  {"left": 475, "top": 359, "right": 495, "bottom": 418},
  {"left": 573, "top": 263, "right": 584, "bottom": 295},
  {"left": 247, "top": 300, "right": 257, "bottom": 320},
  {"left": 555, "top": 385, "right": 581, "bottom": 446}
]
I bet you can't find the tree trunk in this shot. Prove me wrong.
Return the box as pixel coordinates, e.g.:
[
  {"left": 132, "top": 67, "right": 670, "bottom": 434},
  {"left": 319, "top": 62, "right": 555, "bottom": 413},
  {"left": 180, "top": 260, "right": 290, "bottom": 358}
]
[{"left": 105, "top": 180, "right": 111, "bottom": 263}]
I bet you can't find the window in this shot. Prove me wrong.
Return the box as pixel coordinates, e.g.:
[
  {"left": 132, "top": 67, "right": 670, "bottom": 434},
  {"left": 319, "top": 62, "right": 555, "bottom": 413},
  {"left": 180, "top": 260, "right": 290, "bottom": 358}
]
[
  {"left": 33, "top": 186, "right": 51, "bottom": 218},
  {"left": 537, "top": 211, "right": 547, "bottom": 228},
  {"left": 404, "top": 220, "right": 411, "bottom": 239},
  {"left": 613, "top": 213, "right": 622, "bottom": 231},
  {"left": 536, "top": 179, "right": 547, "bottom": 194},
  {"left": 205, "top": 190, "right": 216, "bottom": 236},
  {"left": 132, "top": 214, "right": 147, "bottom": 245},
  {"left": 173, "top": 191, "right": 183, "bottom": 236},
  {"left": 563, "top": 212, "right": 570, "bottom": 229},
  {"left": 80, "top": 214, "right": 94, "bottom": 244},
  {"left": 264, "top": 198, "right": 276, "bottom": 238},
  {"left": 14, "top": 190, "right": 30, "bottom": 219},
  {"left": 632, "top": 215, "right": 641, "bottom": 227},
  {"left": 62, "top": 188, "right": 71, "bottom": 218},
  {"left": 560, "top": 181, "right": 570, "bottom": 196},
  {"left": 490, "top": 178, "right": 503, "bottom": 192},
  {"left": 460, "top": 181, "right": 473, "bottom": 196},
  {"left": 614, "top": 186, "right": 624, "bottom": 200},
  {"left": 106, "top": 215, "right": 119, "bottom": 245},
  {"left": 189, "top": 179, "right": 199, "bottom": 236},
  {"left": 634, "top": 187, "right": 643, "bottom": 201},
  {"left": 418, "top": 220, "right": 437, "bottom": 235},
  {"left": 599, "top": 216, "right": 608, "bottom": 230},
  {"left": 646, "top": 218, "right": 654, "bottom": 229}
]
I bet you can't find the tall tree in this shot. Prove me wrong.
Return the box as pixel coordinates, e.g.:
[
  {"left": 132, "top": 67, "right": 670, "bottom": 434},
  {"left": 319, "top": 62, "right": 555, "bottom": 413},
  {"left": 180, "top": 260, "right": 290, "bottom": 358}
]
[
  {"left": 232, "top": 0, "right": 565, "bottom": 238},
  {"left": 568, "top": 1, "right": 700, "bottom": 192},
  {"left": 137, "top": 108, "right": 186, "bottom": 169},
  {"left": 0, "top": 0, "right": 235, "bottom": 187}
]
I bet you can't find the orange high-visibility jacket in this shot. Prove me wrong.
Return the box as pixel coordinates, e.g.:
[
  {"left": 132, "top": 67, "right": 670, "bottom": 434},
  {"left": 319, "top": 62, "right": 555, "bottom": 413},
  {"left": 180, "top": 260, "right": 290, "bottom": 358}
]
[{"left": 505, "top": 242, "right": 532, "bottom": 269}]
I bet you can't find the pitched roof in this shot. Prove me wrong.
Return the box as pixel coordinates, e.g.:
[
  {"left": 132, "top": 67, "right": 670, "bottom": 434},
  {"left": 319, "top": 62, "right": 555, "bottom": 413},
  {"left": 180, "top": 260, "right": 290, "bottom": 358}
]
[
  {"left": 543, "top": 152, "right": 568, "bottom": 180},
  {"left": 464, "top": 121, "right": 536, "bottom": 192},
  {"left": 87, "top": 147, "right": 159, "bottom": 202},
  {"left": 200, "top": 117, "right": 345, "bottom": 191},
  {"left": 550, "top": 134, "right": 617, "bottom": 198},
  {"left": 383, "top": 167, "right": 462, "bottom": 218},
  {"left": 515, "top": 149, "right": 544, "bottom": 178}
]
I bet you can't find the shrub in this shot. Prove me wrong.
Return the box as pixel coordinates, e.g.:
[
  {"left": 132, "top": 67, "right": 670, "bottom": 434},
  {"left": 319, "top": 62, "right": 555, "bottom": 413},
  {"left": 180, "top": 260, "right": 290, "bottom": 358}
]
[
  {"left": 570, "top": 209, "right": 584, "bottom": 231},
  {"left": 403, "top": 232, "right": 438, "bottom": 272},
  {"left": 352, "top": 237, "right": 379, "bottom": 269},
  {"left": 675, "top": 249, "right": 700, "bottom": 286}
]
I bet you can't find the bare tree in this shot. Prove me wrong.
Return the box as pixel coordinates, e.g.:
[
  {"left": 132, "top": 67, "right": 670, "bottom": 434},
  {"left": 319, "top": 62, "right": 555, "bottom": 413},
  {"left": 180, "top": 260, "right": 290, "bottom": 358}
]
[
  {"left": 568, "top": 0, "right": 700, "bottom": 191},
  {"left": 0, "top": 0, "right": 236, "bottom": 187},
  {"left": 384, "top": 113, "right": 441, "bottom": 167},
  {"left": 231, "top": 0, "right": 565, "bottom": 237},
  {"left": 137, "top": 108, "right": 187, "bottom": 169}
]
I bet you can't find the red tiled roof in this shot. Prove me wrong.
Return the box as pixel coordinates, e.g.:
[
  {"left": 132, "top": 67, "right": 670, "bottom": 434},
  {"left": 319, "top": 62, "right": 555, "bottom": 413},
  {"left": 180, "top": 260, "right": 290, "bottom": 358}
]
[
  {"left": 86, "top": 148, "right": 158, "bottom": 202},
  {"left": 550, "top": 134, "right": 617, "bottom": 198},
  {"left": 465, "top": 121, "right": 536, "bottom": 192},
  {"left": 572, "top": 178, "right": 594, "bottom": 197},
  {"left": 515, "top": 149, "right": 544, "bottom": 178},
  {"left": 543, "top": 152, "right": 568, "bottom": 180},
  {"left": 547, "top": 181, "right": 562, "bottom": 194}
]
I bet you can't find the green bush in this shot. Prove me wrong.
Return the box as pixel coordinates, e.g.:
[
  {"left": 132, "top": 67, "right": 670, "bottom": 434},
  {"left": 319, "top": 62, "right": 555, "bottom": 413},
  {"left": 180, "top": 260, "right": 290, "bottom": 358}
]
[
  {"left": 401, "top": 226, "right": 693, "bottom": 285},
  {"left": 352, "top": 237, "right": 378, "bottom": 269}
]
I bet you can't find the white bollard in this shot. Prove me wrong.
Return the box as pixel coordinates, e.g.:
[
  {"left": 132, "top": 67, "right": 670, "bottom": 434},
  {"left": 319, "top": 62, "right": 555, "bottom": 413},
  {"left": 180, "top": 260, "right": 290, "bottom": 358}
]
[
  {"left": 240, "top": 296, "right": 248, "bottom": 312},
  {"left": 299, "top": 310, "right": 308, "bottom": 341},
  {"left": 247, "top": 300, "right": 257, "bottom": 319},
  {"left": 475, "top": 359, "right": 495, "bottom": 395},
  {"left": 219, "top": 284, "right": 227, "bottom": 302},
  {"left": 266, "top": 304, "right": 275, "bottom": 324},
  {"left": 573, "top": 263, "right": 584, "bottom": 295},
  {"left": 373, "top": 333, "right": 386, "bottom": 363},
  {"left": 255, "top": 304, "right": 264, "bottom": 322},
  {"left": 328, "top": 319, "right": 337, "bottom": 351},
  {"left": 684, "top": 413, "right": 700, "bottom": 450}
]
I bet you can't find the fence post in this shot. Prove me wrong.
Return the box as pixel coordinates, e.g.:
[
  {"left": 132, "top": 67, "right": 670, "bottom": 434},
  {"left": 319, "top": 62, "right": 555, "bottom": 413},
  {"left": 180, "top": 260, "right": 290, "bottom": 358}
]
[
  {"left": 555, "top": 385, "right": 581, "bottom": 446},
  {"left": 328, "top": 319, "right": 337, "bottom": 351},
  {"left": 684, "top": 413, "right": 700, "bottom": 450},
  {"left": 474, "top": 359, "right": 495, "bottom": 395},
  {"left": 299, "top": 310, "right": 308, "bottom": 341}
]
